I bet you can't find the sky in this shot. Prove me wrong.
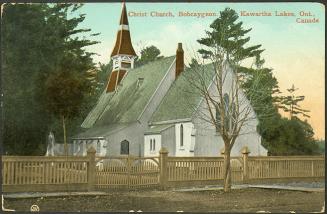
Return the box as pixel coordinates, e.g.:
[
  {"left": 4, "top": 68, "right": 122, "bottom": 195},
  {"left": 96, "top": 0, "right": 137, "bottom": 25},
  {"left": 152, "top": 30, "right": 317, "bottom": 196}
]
[{"left": 75, "top": 2, "right": 325, "bottom": 139}]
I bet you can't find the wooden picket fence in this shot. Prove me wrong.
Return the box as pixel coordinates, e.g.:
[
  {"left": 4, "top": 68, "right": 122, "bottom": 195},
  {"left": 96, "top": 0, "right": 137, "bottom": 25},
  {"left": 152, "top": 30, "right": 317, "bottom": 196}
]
[
  {"left": 2, "top": 156, "right": 89, "bottom": 192},
  {"left": 1, "top": 147, "right": 325, "bottom": 192},
  {"left": 166, "top": 157, "right": 243, "bottom": 182},
  {"left": 247, "top": 156, "right": 325, "bottom": 179},
  {"left": 95, "top": 156, "right": 159, "bottom": 189}
]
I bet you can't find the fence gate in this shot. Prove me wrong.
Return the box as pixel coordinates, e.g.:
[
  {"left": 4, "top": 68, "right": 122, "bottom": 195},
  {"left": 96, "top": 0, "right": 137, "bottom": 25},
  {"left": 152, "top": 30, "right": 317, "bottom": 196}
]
[
  {"left": 231, "top": 157, "right": 243, "bottom": 183},
  {"left": 95, "top": 156, "right": 159, "bottom": 189}
]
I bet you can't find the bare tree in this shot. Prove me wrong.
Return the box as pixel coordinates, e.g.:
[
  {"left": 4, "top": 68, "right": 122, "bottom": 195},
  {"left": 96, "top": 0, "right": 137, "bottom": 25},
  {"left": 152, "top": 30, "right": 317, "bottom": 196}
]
[{"left": 181, "top": 8, "right": 269, "bottom": 192}]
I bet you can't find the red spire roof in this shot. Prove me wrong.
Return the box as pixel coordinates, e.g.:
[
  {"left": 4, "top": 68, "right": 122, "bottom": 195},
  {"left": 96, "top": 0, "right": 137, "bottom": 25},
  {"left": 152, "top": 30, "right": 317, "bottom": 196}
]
[
  {"left": 119, "top": 2, "right": 128, "bottom": 25},
  {"left": 110, "top": 2, "right": 137, "bottom": 57}
]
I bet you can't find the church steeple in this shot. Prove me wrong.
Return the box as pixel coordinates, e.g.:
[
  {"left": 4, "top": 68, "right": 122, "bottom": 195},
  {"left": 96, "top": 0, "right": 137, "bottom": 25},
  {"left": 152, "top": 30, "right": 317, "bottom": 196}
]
[
  {"left": 106, "top": 2, "right": 137, "bottom": 93},
  {"left": 110, "top": 2, "right": 137, "bottom": 57}
]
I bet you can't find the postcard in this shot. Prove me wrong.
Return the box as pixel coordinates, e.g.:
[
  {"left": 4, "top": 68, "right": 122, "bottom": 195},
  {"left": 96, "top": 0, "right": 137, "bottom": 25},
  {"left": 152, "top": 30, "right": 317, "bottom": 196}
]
[{"left": 1, "top": 1, "right": 325, "bottom": 213}]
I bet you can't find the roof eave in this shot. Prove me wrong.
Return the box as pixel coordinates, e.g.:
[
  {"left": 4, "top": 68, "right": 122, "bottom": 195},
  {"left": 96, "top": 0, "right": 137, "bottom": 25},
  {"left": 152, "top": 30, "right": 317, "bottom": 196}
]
[{"left": 149, "top": 118, "right": 192, "bottom": 126}]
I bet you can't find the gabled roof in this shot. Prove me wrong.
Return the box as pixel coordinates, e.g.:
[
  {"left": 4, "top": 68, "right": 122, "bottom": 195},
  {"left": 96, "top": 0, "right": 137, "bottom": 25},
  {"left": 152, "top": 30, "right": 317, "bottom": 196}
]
[
  {"left": 150, "top": 63, "right": 216, "bottom": 124},
  {"left": 81, "top": 56, "right": 175, "bottom": 129}
]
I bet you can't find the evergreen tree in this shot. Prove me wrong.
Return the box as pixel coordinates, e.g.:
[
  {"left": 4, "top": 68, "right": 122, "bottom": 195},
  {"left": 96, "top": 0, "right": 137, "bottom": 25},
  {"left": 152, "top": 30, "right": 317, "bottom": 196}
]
[
  {"left": 96, "top": 61, "right": 113, "bottom": 94},
  {"left": 240, "top": 58, "right": 318, "bottom": 156},
  {"left": 195, "top": 7, "right": 264, "bottom": 192},
  {"left": 279, "top": 84, "right": 310, "bottom": 118},
  {"left": 1, "top": 3, "right": 99, "bottom": 155}
]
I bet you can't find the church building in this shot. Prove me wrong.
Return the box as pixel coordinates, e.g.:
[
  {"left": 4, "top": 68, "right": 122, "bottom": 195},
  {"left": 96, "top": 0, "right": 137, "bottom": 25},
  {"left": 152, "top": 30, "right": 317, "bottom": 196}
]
[{"left": 49, "top": 2, "right": 267, "bottom": 157}]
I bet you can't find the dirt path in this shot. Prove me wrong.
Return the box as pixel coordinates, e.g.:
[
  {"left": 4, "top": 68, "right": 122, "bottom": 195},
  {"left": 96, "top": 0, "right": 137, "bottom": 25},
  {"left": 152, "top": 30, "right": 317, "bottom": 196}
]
[{"left": 4, "top": 188, "right": 325, "bottom": 212}]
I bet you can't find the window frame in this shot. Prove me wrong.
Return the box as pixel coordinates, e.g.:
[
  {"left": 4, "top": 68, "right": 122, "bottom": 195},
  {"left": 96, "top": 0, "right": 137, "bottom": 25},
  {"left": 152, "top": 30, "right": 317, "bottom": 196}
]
[
  {"left": 120, "top": 140, "right": 129, "bottom": 155},
  {"left": 180, "top": 124, "right": 184, "bottom": 147}
]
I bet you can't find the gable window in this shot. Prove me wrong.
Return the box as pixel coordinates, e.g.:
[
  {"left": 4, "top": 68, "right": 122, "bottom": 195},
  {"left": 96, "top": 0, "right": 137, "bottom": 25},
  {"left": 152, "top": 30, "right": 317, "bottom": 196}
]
[
  {"left": 120, "top": 140, "right": 129, "bottom": 155},
  {"left": 180, "top": 124, "right": 184, "bottom": 147}
]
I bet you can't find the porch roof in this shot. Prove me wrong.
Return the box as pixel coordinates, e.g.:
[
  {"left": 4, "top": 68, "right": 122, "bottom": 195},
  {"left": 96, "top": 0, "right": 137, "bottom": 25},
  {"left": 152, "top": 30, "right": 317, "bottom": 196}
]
[
  {"left": 74, "top": 123, "right": 130, "bottom": 139},
  {"left": 144, "top": 124, "right": 174, "bottom": 135}
]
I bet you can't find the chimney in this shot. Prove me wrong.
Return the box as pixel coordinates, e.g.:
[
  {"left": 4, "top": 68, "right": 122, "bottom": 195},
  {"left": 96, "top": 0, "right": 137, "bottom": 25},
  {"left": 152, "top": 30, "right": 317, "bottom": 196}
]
[{"left": 176, "top": 43, "right": 184, "bottom": 78}]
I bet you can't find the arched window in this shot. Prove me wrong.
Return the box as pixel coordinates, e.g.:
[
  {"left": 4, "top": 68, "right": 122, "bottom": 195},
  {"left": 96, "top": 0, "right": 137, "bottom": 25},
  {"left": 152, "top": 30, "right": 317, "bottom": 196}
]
[
  {"left": 150, "top": 139, "right": 153, "bottom": 151},
  {"left": 97, "top": 140, "right": 101, "bottom": 153},
  {"left": 153, "top": 139, "right": 156, "bottom": 151},
  {"left": 223, "top": 93, "right": 230, "bottom": 131},
  {"left": 223, "top": 93, "right": 230, "bottom": 111},
  {"left": 180, "top": 124, "right": 184, "bottom": 147},
  {"left": 215, "top": 106, "right": 221, "bottom": 132},
  {"left": 231, "top": 103, "right": 237, "bottom": 130},
  {"left": 120, "top": 140, "right": 129, "bottom": 155}
]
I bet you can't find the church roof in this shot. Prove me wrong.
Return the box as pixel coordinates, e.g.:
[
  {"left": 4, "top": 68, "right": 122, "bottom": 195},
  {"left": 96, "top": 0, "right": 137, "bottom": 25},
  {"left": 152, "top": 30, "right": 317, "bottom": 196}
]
[
  {"left": 150, "top": 63, "right": 216, "bottom": 124},
  {"left": 81, "top": 90, "right": 115, "bottom": 128},
  {"left": 81, "top": 56, "right": 175, "bottom": 129}
]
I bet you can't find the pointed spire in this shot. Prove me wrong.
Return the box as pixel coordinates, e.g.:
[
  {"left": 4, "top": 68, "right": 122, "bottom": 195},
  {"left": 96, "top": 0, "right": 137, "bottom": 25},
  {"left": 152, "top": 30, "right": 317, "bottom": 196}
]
[
  {"left": 119, "top": 2, "right": 128, "bottom": 25},
  {"left": 110, "top": 2, "right": 137, "bottom": 57}
]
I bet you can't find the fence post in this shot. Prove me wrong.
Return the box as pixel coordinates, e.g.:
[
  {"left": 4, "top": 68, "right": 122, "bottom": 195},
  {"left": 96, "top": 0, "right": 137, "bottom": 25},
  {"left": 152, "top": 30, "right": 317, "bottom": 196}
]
[
  {"left": 87, "top": 147, "right": 96, "bottom": 191},
  {"left": 220, "top": 148, "right": 225, "bottom": 156},
  {"left": 159, "top": 147, "right": 168, "bottom": 190},
  {"left": 241, "top": 146, "right": 250, "bottom": 183},
  {"left": 311, "top": 160, "right": 314, "bottom": 177}
]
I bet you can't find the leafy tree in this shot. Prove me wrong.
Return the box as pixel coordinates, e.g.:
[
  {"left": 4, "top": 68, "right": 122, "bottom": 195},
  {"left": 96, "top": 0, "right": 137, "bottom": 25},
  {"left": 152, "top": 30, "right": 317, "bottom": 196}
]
[
  {"left": 189, "top": 58, "right": 200, "bottom": 69},
  {"left": 135, "top": 45, "right": 163, "bottom": 66},
  {"left": 45, "top": 64, "right": 90, "bottom": 155},
  {"left": 259, "top": 117, "right": 319, "bottom": 155},
  {"left": 191, "top": 8, "right": 264, "bottom": 192},
  {"left": 314, "top": 139, "right": 325, "bottom": 154}
]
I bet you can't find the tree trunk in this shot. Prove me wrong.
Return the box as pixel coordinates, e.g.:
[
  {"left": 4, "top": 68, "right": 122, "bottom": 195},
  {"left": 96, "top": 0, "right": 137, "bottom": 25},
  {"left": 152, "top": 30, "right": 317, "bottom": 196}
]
[
  {"left": 223, "top": 148, "right": 232, "bottom": 192},
  {"left": 62, "top": 115, "right": 68, "bottom": 156}
]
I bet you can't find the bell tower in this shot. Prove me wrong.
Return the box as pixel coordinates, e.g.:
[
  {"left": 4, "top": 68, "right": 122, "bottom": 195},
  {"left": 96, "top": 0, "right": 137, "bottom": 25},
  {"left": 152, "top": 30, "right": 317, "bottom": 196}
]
[{"left": 106, "top": 2, "right": 137, "bottom": 92}]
